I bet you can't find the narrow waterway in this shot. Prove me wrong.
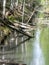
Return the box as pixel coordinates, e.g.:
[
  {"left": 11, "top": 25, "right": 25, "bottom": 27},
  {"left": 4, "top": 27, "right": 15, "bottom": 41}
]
[
  {"left": 13, "top": 26, "right": 49, "bottom": 65},
  {"left": 0, "top": 26, "right": 49, "bottom": 65}
]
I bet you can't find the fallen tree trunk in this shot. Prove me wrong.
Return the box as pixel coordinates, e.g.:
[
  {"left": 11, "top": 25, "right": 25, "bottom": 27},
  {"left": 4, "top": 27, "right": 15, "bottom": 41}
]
[{"left": 0, "top": 17, "right": 32, "bottom": 38}]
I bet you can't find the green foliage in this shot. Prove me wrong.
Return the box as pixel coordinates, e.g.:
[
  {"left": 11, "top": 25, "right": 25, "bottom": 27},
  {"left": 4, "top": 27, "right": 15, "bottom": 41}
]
[
  {"left": 37, "top": 12, "right": 44, "bottom": 18},
  {"left": 8, "top": 15, "right": 16, "bottom": 22}
]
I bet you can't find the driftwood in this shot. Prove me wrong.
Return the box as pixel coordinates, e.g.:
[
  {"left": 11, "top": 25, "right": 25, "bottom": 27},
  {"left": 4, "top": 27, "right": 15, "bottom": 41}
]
[{"left": 0, "top": 17, "right": 32, "bottom": 38}]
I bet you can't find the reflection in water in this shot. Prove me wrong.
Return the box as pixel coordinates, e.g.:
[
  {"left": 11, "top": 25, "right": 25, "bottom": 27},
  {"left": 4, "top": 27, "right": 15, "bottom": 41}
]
[
  {"left": 0, "top": 28, "right": 46, "bottom": 65},
  {"left": 31, "top": 29, "right": 45, "bottom": 65},
  {"left": 40, "top": 27, "right": 49, "bottom": 65}
]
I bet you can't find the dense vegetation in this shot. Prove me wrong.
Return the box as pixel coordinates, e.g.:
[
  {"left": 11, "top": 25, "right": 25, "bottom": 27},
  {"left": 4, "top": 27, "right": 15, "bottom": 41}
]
[{"left": 0, "top": 0, "right": 49, "bottom": 46}]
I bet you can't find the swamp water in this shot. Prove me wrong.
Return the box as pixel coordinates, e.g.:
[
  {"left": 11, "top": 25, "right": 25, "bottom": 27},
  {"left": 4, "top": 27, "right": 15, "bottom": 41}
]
[{"left": 0, "top": 26, "right": 49, "bottom": 65}]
